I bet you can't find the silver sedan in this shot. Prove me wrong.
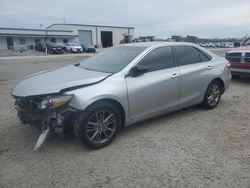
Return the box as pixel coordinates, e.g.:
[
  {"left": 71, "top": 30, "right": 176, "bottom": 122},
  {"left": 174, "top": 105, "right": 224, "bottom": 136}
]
[{"left": 12, "top": 42, "right": 231, "bottom": 149}]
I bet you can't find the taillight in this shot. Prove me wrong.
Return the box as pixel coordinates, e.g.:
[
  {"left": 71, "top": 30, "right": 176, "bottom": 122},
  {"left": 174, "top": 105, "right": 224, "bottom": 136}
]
[{"left": 226, "top": 62, "right": 231, "bottom": 68}]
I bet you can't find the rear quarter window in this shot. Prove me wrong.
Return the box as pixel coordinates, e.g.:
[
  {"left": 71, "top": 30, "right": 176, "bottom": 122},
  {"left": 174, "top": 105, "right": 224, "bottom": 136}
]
[{"left": 197, "top": 49, "right": 212, "bottom": 62}]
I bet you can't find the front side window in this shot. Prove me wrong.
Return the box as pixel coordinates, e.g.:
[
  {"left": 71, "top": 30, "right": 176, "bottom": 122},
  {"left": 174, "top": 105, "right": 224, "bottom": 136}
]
[
  {"left": 138, "top": 47, "right": 175, "bottom": 72},
  {"left": 50, "top": 38, "right": 56, "bottom": 42},
  {"left": 174, "top": 46, "right": 200, "bottom": 66}
]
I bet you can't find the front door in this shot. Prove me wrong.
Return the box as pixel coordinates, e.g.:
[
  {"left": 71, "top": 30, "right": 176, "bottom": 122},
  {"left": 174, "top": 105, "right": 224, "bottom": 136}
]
[
  {"left": 6, "top": 37, "right": 13, "bottom": 49},
  {"left": 125, "top": 46, "right": 180, "bottom": 121}
]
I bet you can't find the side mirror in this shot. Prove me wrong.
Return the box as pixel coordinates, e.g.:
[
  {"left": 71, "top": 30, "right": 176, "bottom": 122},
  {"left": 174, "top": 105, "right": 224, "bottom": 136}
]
[{"left": 128, "top": 65, "right": 148, "bottom": 77}]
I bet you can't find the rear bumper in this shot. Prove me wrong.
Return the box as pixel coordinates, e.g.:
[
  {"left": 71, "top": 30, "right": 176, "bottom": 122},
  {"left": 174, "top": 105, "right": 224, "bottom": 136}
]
[{"left": 231, "top": 68, "right": 250, "bottom": 75}]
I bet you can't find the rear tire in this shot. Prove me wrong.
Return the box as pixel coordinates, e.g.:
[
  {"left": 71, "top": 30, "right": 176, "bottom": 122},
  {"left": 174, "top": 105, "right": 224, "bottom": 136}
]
[
  {"left": 202, "top": 80, "right": 222, "bottom": 109},
  {"left": 74, "top": 101, "right": 122, "bottom": 149}
]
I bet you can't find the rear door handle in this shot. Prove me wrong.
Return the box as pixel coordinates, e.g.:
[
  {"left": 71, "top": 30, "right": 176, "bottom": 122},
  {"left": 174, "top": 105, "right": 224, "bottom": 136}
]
[
  {"left": 171, "top": 73, "right": 180, "bottom": 79},
  {"left": 206, "top": 65, "right": 214, "bottom": 70}
]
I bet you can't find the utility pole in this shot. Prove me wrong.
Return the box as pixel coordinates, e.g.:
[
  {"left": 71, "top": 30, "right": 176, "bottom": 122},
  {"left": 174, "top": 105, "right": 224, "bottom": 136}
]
[{"left": 63, "top": 15, "right": 66, "bottom": 24}]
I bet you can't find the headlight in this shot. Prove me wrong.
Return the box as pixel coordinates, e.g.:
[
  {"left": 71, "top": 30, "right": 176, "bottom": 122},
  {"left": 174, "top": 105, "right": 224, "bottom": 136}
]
[
  {"left": 53, "top": 48, "right": 56, "bottom": 50},
  {"left": 39, "top": 94, "right": 74, "bottom": 110}
]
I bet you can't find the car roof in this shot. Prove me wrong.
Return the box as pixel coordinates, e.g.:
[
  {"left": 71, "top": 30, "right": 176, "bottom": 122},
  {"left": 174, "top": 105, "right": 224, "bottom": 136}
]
[
  {"left": 120, "top": 42, "right": 196, "bottom": 48},
  {"left": 119, "top": 42, "right": 217, "bottom": 59}
]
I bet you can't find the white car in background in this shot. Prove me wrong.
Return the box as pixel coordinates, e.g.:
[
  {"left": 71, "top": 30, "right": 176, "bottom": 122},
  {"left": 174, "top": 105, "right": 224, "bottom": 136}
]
[
  {"left": 225, "top": 43, "right": 234, "bottom": 48},
  {"left": 66, "top": 43, "right": 83, "bottom": 53}
]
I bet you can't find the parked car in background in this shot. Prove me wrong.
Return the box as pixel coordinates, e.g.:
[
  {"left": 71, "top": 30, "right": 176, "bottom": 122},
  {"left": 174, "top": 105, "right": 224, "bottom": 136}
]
[
  {"left": 35, "top": 42, "right": 46, "bottom": 51},
  {"left": 56, "top": 42, "right": 66, "bottom": 51},
  {"left": 66, "top": 43, "right": 83, "bottom": 53},
  {"left": 199, "top": 43, "right": 207, "bottom": 47},
  {"left": 81, "top": 44, "right": 96, "bottom": 53},
  {"left": 226, "top": 47, "right": 250, "bottom": 78},
  {"left": 225, "top": 43, "right": 234, "bottom": 48},
  {"left": 207, "top": 43, "right": 216, "bottom": 48},
  {"left": 46, "top": 43, "right": 64, "bottom": 54},
  {"left": 233, "top": 42, "right": 241, "bottom": 47},
  {"left": 11, "top": 42, "right": 231, "bottom": 150},
  {"left": 215, "top": 42, "right": 224, "bottom": 48}
]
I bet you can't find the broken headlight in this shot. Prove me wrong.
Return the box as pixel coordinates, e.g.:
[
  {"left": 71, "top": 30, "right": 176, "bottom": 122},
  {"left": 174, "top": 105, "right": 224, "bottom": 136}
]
[{"left": 39, "top": 94, "right": 74, "bottom": 110}]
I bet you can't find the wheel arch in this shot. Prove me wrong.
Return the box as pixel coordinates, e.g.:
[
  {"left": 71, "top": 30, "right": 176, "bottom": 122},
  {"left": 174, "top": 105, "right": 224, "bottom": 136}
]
[
  {"left": 85, "top": 98, "right": 126, "bottom": 127},
  {"left": 213, "top": 77, "right": 225, "bottom": 94}
]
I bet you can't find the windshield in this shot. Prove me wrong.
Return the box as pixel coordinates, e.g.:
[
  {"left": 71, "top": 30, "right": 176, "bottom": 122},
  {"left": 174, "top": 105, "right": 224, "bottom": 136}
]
[{"left": 79, "top": 46, "right": 146, "bottom": 73}]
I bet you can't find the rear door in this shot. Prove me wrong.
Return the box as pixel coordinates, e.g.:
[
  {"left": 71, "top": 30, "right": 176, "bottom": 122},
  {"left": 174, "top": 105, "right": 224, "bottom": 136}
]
[
  {"left": 125, "top": 46, "right": 181, "bottom": 120},
  {"left": 173, "top": 46, "right": 214, "bottom": 107}
]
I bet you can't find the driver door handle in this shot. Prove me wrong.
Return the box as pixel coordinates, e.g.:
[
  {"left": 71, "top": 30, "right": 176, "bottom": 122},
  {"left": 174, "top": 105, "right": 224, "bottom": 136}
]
[{"left": 171, "top": 73, "right": 180, "bottom": 79}]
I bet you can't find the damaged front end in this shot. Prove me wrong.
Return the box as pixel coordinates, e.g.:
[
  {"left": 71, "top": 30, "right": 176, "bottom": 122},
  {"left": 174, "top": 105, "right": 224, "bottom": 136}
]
[{"left": 14, "top": 94, "right": 78, "bottom": 150}]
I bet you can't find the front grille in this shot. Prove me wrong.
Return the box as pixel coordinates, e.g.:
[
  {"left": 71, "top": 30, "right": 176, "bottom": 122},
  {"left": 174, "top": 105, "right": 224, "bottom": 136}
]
[
  {"left": 15, "top": 97, "right": 41, "bottom": 110},
  {"left": 15, "top": 96, "right": 45, "bottom": 127},
  {"left": 227, "top": 52, "right": 242, "bottom": 63},
  {"left": 245, "top": 53, "right": 250, "bottom": 63}
]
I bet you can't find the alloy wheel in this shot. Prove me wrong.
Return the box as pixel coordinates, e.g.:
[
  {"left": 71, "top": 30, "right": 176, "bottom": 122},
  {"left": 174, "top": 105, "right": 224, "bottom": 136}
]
[
  {"left": 85, "top": 110, "right": 117, "bottom": 144},
  {"left": 207, "top": 84, "right": 220, "bottom": 106}
]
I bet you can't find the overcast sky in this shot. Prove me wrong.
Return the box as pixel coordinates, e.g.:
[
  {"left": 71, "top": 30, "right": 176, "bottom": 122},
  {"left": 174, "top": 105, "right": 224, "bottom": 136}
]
[{"left": 0, "top": 0, "right": 249, "bottom": 38}]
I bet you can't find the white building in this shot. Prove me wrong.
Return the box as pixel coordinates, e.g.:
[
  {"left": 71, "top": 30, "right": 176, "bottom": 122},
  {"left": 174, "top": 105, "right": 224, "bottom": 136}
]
[
  {"left": 0, "top": 27, "right": 78, "bottom": 50},
  {"left": 0, "top": 23, "right": 134, "bottom": 50},
  {"left": 47, "top": 23, "right": 134, "bottom": 48}
]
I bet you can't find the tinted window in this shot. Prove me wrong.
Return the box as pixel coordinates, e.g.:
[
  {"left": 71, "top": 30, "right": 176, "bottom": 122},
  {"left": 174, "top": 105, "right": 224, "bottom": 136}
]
[
  {"left": 174, "top": 46, "right": 200, "bottom": 66},
  {"left": 50, "top": 38, "right": 56, "bottom": 42},
  {"left": 80, "top": 46, "right": 146, "bottom": 73},
  {"left": 198, "top": 50, "right": 211, "bottom": 62},
  {"left": 138, "top": 47, "right": 175, "bottom": 72}
]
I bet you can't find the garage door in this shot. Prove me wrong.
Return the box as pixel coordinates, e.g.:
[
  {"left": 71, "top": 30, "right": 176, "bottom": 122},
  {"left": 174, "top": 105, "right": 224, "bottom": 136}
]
[{"left": 78, "top": 30, "right": 92, "bottom": 45}]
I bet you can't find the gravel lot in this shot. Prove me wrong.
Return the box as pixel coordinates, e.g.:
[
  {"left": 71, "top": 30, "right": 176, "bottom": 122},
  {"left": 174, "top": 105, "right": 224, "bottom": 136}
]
[{"left": 0, "top": 49, "right": 250, "bottom": 188}]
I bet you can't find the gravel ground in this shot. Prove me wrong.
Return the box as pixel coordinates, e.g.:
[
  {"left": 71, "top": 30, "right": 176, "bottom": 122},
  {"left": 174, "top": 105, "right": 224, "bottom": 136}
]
[{"left": 0, "top": 50, "right": 250, "bottom": 188}]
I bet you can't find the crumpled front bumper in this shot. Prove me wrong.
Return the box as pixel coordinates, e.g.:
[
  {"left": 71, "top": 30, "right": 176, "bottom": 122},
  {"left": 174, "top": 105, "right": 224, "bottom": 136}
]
[
  {"left": 15, "top": 96, "right": 78, "bottom": 136},
  {"left": 15, "top": 96, "right": 79, "bottom": 150}
]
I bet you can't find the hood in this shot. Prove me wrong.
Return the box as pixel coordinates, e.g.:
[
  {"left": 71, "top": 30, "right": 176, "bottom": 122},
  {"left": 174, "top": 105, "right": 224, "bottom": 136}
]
[{"left": 12, "top": 65, "right": 111, "bottom": 97}]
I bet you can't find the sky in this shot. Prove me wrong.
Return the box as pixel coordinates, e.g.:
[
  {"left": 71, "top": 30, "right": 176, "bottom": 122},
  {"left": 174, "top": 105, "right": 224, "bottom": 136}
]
[{"left": 0, "top": 0, "right": 250, "bottom": 39}]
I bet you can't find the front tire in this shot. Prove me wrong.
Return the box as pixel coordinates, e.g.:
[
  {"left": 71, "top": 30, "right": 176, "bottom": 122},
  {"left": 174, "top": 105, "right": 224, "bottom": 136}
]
[
  {"left": 74, "top": 101, "right": 122, "bottom": 149},
  {"left": 202, "top": 80, "right": 222, "bottom": 109}
]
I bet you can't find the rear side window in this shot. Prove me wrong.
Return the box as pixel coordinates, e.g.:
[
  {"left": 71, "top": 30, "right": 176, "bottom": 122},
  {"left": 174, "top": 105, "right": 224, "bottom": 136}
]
[
  {"left": 174, "top": 46, "right": 200, "bottom": 66},
  {"left": 138, "top": 47, "right": 175, "bottom": 72},
  {"left": 198, "top": 50, "right": 211, "bottom": 62}
]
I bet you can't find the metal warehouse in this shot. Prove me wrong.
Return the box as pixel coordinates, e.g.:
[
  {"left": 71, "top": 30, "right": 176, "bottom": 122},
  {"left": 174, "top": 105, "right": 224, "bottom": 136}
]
[{"left": 0, "top": 23, "right": 134, "bottom": 50}]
